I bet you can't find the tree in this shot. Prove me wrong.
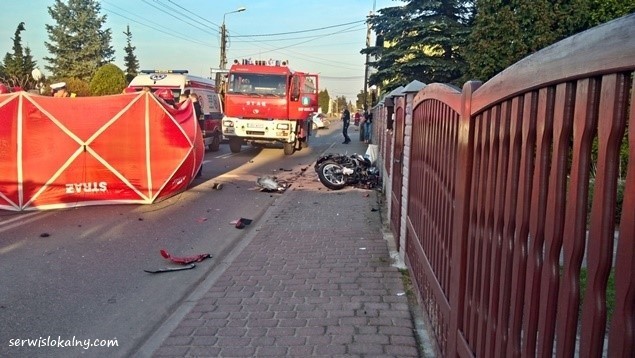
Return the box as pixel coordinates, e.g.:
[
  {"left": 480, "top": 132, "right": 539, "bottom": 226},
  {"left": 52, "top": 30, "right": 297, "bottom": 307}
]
[
  {"left": 464, "top": 0, "right": 635, "bottom": 82},
  {"left": 363, "top": 0, "right": 473, "bottom": 93},
  {"left": 335, "top": 95, "right": 348, "bottom": 113},
  {"left": 89, "top": 63, "right": 127, "bottom": 96},
  {"left": 356, "top": 90, "right": 365, "bottom": 109},
  {"left": 318, "top": 89, "right": 330, "bottom": 114},
  {"left": 584, "top": 0, "right": 635, "bottom": 27},
  {"left": 44, "top": 0, "right": 114, "bottom": 82},
  {"left": 1, "top": 22, "right": 37, "bottom": 89},
  {"left": 122, "top": 25, "right": 139, "bottom": 83}
]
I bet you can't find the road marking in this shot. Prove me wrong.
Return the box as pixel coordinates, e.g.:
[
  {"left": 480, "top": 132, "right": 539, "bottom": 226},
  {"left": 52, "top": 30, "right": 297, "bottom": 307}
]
[
  {"left": 214, "top": 147, "right": 256, "bottom": 159},
  {"left": 0, "top": 211, "right": 52, "bottom": 232}
]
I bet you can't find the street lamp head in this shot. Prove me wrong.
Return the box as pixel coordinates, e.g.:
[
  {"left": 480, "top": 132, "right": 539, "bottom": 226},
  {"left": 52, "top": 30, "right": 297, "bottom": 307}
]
[{"left": 223, "top": 7, "right": 247, "bottom": 23}]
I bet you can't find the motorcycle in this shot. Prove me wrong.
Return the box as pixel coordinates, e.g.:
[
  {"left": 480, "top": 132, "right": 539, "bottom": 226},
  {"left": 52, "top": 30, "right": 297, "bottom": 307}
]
[{"left": 314, "top": 153, "right": 380, "bottom": 190}]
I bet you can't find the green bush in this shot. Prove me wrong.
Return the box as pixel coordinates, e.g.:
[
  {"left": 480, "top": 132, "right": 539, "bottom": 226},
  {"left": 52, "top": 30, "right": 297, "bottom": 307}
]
[
  {"left": 43, "top": 77, "right": 90, "bottom": 97},
  {"left": 89, "top": 63, "right": 127, "bottom": 96}
]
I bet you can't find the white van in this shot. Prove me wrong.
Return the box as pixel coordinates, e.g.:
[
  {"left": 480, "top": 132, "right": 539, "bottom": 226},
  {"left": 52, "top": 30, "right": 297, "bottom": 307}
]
[{"left": 127, "top": 70, "right": 224, "bottom": 151}]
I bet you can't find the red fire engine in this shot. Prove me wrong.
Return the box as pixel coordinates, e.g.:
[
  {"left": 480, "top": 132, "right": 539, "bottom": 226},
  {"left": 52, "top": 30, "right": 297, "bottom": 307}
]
[{"left": 221, "top": 59, "right": 319, "bottom": 155}]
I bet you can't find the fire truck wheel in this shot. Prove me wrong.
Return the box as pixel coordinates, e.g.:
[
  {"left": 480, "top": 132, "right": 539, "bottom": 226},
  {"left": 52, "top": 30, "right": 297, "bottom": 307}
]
[
  {"left": 229, "top": 138, "right": 242, "bottom": 153},
  {"left": 208, "top": 134, "right": 221, "bottom": 152},
  {"left": 283, "top": 142, "right": 295, "bottom": 155}
]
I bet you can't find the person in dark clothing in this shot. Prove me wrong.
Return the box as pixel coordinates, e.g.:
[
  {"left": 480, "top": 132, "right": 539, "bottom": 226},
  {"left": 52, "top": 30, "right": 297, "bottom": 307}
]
[
  {"left": 364, "top": 111, "right": 373, "bottom": 143},
  {"left": 190, "top": 93, "right": 204, "bottom": 120},
  {"left": 341, "top": 107, "right": 351, "bottom": 144}
]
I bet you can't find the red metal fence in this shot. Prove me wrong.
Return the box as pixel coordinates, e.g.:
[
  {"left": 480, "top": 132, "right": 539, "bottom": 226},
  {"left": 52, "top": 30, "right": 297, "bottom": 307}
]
[{"left": 382, "top": 14, "right": 634, "bottom": 357}]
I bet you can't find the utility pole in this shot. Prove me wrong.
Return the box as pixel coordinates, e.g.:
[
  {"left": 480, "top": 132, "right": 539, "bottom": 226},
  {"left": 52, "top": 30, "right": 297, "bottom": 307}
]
[
  {"left": 219, "top": 22, "right": 227, "bottom": 73},
  {"left": 216, "top": 7, "right": 246, "bottom": 88},
  {"left": 363, "top": 0, "right": 376, "bottom": 111},
  {"left": 217, "top": 22, "right": 227, "bottom": 88},
  {"left": 363, "top": 12, "right": 371, "bottom": 111}
]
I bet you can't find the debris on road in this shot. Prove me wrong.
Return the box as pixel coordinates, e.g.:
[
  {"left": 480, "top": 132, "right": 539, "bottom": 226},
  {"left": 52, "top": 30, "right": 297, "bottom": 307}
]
[
  {"left": 256, "top": 175, "right": 287, "bottom": 192},
  {"left": 231, "top": 218, "right": 253, "bottom": 229},
  {"left": 212, "top": 182, "right": 223, "bottom": 190},
  {"left": 144, "top": 264, "right": 196, "bottom": 273},
  {"left": 160, "top": 249, "right": 212, "bottom": 265}
]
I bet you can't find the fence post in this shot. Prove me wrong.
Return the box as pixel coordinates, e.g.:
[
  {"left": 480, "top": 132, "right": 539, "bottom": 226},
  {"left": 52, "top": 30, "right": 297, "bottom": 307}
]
[{"left": 448, "top": 80, "right": 481, "bottom": 356}]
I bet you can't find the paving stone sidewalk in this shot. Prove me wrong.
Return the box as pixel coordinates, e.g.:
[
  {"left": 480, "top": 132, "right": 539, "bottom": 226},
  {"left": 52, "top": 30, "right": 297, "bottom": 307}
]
[{"left": 151, "top": 153, "right": 422, "bottom": 357}]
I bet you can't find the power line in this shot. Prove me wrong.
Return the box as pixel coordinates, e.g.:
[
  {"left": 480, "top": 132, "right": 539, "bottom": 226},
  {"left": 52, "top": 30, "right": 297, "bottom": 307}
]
[
  {"left": 108, "top": 0, "right": 370, "bottom": 87},
  {"left": 233, "top": 24, "right": 366, "bottom": 69},
  {"left": 232, "top": 27, "right": 365, "bottom": 43},
  {"left": 140, "top": 0, "right": 218, "bottom": 36},
  {"left": 102, "top": 3, "right": 210, "bottom": 47},
  {"left": 233, "top": 20, "right": 365, "bottom": 38},
  {"left": 166, "top": 0, "right": 221, "bottom": 28}
]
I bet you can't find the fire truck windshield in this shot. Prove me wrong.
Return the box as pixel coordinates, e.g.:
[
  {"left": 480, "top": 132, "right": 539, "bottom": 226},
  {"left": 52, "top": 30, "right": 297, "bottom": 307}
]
[{"left": 227, "top": 74, "right": 287, "bottom": 97}]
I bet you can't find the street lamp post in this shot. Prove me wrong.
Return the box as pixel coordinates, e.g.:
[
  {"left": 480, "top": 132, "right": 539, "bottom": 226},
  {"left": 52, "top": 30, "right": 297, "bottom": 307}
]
[{"left": 217, "top": 7, "right": 246, "bottom": 87}]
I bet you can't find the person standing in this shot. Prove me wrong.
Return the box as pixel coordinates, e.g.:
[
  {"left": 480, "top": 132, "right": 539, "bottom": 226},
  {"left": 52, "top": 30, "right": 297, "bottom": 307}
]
[
  {"left": 364, "top": 111, "right": 373, "bottom": 144},
  {"left": 358, "top": 110, "right": 366, "bottom": 142},
  {"left": 341, "top": 107, "right": 351, "bottom": 144}
]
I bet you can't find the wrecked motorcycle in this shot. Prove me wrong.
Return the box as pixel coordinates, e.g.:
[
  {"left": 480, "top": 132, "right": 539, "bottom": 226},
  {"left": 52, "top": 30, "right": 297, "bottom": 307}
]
[{"left": 314, "top": 153, "right": 380, "bottom": 190}]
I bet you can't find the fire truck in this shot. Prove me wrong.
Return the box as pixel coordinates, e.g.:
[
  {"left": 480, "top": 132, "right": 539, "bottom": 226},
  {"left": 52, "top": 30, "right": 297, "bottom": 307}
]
[
  {"left": 127, "top": 70, "right": 224, "bottom": 151},
  {"left": 221, "top": 59, "right": 319, "bottom": 155}
]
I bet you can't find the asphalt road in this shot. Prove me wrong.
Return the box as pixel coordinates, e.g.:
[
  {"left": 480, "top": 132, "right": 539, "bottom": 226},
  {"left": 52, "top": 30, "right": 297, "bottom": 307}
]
[{"left": 0, "top": 123, "right": 342, "bottom": 358}]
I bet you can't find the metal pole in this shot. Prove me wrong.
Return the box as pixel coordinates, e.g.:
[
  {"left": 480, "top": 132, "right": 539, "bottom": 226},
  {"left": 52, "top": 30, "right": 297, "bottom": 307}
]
[
  {"left": 216, "top": 8, "right": 245, "bottom": 89},
  {"left": 216, "top": 21, "right": 227, "bottom": 88},
  {"left": 363, "top": 11, "right": 371, "bottom": 111},
  {"left": 220, "top": 22, "right": 227, "bottom": 70}
]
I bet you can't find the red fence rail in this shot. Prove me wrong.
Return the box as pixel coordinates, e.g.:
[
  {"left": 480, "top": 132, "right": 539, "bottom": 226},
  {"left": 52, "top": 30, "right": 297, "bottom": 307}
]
[{"left": 383, "top": 14, "right": 635, "bottom": 357}]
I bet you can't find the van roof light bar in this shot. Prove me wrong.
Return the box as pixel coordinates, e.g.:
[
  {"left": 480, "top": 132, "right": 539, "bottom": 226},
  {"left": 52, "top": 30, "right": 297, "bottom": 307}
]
[{"left": 140, "top": 70, "right": 189, "bottom": 74}]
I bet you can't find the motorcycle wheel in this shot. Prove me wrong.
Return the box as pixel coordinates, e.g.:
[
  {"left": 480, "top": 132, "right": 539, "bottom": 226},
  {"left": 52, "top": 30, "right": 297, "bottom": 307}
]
[{"left": 316, "top": 160, "right": 347, "bottom": 190}]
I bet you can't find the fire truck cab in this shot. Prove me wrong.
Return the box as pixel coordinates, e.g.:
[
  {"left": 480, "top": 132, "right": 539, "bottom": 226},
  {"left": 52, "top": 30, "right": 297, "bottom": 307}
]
[
  {"left": 221, "top": 59, "right": 318, "bottom": 155},
  {"left": 127, "top": 70, "right": 224, "bottom": 151}
]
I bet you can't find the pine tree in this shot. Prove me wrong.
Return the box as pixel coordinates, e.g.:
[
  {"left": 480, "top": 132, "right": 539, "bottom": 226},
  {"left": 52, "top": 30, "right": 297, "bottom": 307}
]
[
  {"left": 1, "top": 22, "right": 37, "bottom": 89},
  {"left": 363, "top": 0, "right": 473, "bottom": 92},
  {"left": 44, "top": 0, "right": 114, "bottom": 82},
  {"left": 123, "top": 25, "right": 139, "bottom": 83}
]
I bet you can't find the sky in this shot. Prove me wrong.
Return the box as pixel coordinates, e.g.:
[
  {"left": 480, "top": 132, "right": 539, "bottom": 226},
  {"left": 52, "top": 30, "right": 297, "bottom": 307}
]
[{"left": 0, "top": 0, "right": 402, "bottom": 99}]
